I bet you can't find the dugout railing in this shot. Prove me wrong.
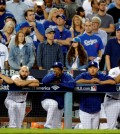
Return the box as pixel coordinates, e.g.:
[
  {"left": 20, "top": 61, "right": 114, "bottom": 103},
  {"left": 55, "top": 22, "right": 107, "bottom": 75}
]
[{"left": 0, "top": 69, "right": 119, "bottom": 128}]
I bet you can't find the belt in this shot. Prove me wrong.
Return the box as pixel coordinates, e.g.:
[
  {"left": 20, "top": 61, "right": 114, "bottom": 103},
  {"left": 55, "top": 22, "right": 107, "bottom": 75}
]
[{"left": 106, "top": 95, "right": 120, "bottom": 100}]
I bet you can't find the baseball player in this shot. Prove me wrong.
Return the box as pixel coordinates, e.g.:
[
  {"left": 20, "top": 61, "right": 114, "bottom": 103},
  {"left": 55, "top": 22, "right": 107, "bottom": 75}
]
[
  {"left": 104, "top": 59, "right": 120, "bottom": 129},
  {"left": 4, "top": 66, "right": 39, "bottom": 128},
  {"left": 41, "top": 62, "right": 75, "bottom": 129},
  {"left": 75, "top": 61, "right": 116, "bottom": 129}
]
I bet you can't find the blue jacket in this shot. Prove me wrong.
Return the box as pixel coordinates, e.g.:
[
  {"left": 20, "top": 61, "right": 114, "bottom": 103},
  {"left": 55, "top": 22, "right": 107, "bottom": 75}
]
[
  {"left": 75, "top": 72, "right": 114, "bottom": 113},
  {"left": 41, "top": 72, "right": 75, "bottom": 109},
  {"left": 8, "top": 43, "right": 35, "bottom": 70}
]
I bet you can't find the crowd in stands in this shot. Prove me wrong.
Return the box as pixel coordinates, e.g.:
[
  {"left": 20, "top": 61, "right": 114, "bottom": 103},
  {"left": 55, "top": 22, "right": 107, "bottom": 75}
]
[
  {"left": 0, "top": 0, "right": 120, "bottom": 130},
  {"left": 0, "top": 0, "right": 120, "bottom": 71}
]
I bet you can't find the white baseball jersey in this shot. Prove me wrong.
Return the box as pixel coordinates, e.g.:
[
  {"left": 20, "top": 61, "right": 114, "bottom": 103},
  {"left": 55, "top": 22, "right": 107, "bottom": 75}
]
[
  {"left": 107, "top": 67, "right": 120, "bottom": 99},
  {"left": 6, "top": 75, "right": 36, "bottom": 102},
  {"left": 0, "top": 43, "right": 8, "bottom": 69}
]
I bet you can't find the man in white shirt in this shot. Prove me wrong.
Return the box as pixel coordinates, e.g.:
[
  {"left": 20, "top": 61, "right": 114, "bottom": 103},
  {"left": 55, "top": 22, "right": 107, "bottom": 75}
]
[{"left": 4, "top": 66, "right": 39, "bottom": 128}]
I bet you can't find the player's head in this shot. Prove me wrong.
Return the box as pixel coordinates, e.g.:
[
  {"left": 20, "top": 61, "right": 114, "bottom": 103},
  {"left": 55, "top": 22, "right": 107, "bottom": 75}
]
[
  {"left": 19, "top": 66, "right": 30, "bottom": 80},
  {"left": 52, "top": 62, "right": 64, "bottom": 77},
  {"left": 88, "top": 61, "right": 99, "bottom": 76}
]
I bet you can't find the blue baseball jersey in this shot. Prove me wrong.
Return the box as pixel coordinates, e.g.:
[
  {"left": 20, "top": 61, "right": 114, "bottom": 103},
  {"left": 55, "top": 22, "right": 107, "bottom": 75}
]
[
  {"left": 78, "top": 33, "right": 104, "bottom": 57},
  {"left": 75, "top": 72, "right": 114, "bottom": 113},
  {"left": 41, "top": 72, "right": 75, "bottom": 109},
  {"left": 54, "top": 27, "right": 72, "bottom": 54}
]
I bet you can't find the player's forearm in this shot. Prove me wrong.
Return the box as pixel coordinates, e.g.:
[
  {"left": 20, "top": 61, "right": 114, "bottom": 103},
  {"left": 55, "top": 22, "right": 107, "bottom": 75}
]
[
  {"left": 0, "top": 74, "right": 13, "bottom": 84},
  {"left": 105, "top": 55, "right": 111, "bottom": 71},
  {"left": 100, "top": 80, "right": 116, "bottom": 85},
  {"left": 14, "top": 80, "right": 33, "bottom": 87},
  {"left": 76, "top": 79, "right": 92, "bottom": 84}
]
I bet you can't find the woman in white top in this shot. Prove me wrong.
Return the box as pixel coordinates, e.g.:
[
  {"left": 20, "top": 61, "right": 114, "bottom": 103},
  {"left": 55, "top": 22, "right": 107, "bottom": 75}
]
[{"left": 66, "top": 37, "right": 88, "bottom": 70}]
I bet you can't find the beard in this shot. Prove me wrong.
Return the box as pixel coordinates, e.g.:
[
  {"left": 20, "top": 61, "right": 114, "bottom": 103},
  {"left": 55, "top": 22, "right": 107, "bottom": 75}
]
[
  {"left": 0, "top": 7, "right": 5, "bottom": 12},
  {"left": 37, "top": 11, "right": 43, "bottom": 16},
  {"left": 20, "top": 74, "right": 28, "bottom": 80}
]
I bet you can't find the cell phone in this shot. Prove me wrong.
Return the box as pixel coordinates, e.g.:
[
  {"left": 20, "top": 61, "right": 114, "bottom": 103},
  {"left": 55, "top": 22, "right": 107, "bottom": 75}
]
[{"left": 36, "top": 0, "right": 44, "bottom": 6}]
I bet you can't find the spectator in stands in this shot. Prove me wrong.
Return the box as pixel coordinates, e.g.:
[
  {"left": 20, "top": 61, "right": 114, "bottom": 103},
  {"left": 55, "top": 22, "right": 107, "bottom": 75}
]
[
  {"left": 4, "top": 16, "right": 16, "bottom": 26},
  {"left": 75, "top": 61, "right": 116, "bottom": 129},
  {"left": 78, "top": 19, "right": 104, "bottom": 63},
  {"left": 8, "top": 31, "right": 35, "bottom": 70},
  {"left": 44, "top": 0, "right": 53, "bottom": 14},
  {"left": 70, "top": 15, "right": 84, "bottom": 38},
  {"left": 41, "top": 62, "right": 75, "bottom": 128},
  {"left": 97, "top": 0, "right": 114, "bottom": 39},
  {"left": 0, "top": 30, "right": 7, "bottom": 45},
  {"left": 107, "top": 0, "right": 120, "bottom": 24},
  {"left": 43, "top": 8, "right": 59, "bottom": 30},
  {"left": 6, "top": 0, "right": 29, "bottom": 24},
  {"left": 66, "top": 37, "right": 88, "bottom": 70},
  {"left": 54, "top": 14, "right": 72, "bottom": 67},
  {"left": 104, "top": 24, "right": 120, "bottom": 71},
  {"left": 0, "top": 0, "right": 14, "bottom": 30},
  {"left": 64, "top": 0, "right": 79, "bottom": 20},
  {"left": 92, "top": 16, "right": 107, "bottom": 70},
  {"left": 34, "top": 3, "right": 48, "bottom": 24},
  {"left": 37, "top": 27, "right": 63, "bottom": 70},
  {"left": 23, "top": 8, "right": 45, "bottom": 50},
  {"left": 53, "top": 0, "right": 65, "bottom": 9},
  {"left": 86, "top": 0, "right": 99, "bottom": 20},
  {"left": 76, "top": 6, "right": 86, "bottom": 23},
  {"left": 0, "top": 39, "right": 9, "bottom": 69},
  {"left": 82, "top": 0, "right": 93, "bottom": 16},
  {"left": 8, "top": 22, "right": 34, "bottom": 50},
  {"left": 4, "top": 66, "right": 39, "bottom": 128},
  {"left": 2, "top": 21, "right": 15, "bottom": 47}
]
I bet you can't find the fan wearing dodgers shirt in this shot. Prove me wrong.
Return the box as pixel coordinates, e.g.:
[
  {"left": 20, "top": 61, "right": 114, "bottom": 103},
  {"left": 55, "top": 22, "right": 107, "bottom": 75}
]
[
  {"left": 104, "top": 59, "right": 120, "bottom": 129},
  {"left": 4, "top": 66, "right": 39, "bottom": 128},
  {"left": 75, "top": 61, "right": 115, "bottom": 129},
  {"left": 78, "top": 19, "right": 104, "bottom": 63}
]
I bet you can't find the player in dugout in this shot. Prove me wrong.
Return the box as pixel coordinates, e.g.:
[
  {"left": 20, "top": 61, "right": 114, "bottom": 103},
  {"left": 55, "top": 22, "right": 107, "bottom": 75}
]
[
  {"left": 75, "top": 61, "right": 116, "bottom": 129},
  {"left": 4, "top": 66, "right": 39, "bottom": 128},
  {"left": 41, "top": 62, "right": 75, "bottom": 129}
]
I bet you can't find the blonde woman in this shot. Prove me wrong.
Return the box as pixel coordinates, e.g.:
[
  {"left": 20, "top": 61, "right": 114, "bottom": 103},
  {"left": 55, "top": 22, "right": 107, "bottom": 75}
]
[
  {"left": 70, "top": 15, "right": 84, "bottom": 38},
  {"left": 43, "top": 8, "right": 59, "bottom": 29},
  {"left": 2, "top": 21, "right": 15, "bottom": 46}
]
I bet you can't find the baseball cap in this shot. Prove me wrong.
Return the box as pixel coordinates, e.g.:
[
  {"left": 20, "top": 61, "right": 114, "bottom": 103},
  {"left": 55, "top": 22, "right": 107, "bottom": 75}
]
[
  {"left": 116, "top": 24, "right": 120, "bottom": 31},
  {"left": 52, "top": 62, "right": 64, "bottom": 70},
  {"left": 0, "top": 0, "right": 6, "bottom": 5},
  {"left": 56, "top": 14, "right": 66, "bottom": 21},
  {"left": 88, "top": 61, "right": 99, "bottom": 68},
  {"left": 45, "top": 27, "right": 55, "bottom": 34},
  {"left": 19, "top": 22, "right": 30, "bottom": 29},
  {"left": 71, "top": 37, "right": 81, "bottom": 43}
]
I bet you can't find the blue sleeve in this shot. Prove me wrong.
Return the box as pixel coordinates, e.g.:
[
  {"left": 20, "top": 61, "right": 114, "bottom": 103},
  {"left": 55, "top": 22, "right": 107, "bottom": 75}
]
[
  {"left": 42, "top": 73, "right": 56, "bottom": 84},
  {"left": 97, "top": 36, "right": 104, "bottom": 50},
  {"left": 36, "top": 22, "right": 45, "bottom": 36},
  {"left": 75, "top": 73, "right": 86, "bottom": 82},
  {"left": 104, "top": 40, "right": 111, "bottom": 55},
  {"left": 59, "top": 73, "right": 75, "bottom": 89}
]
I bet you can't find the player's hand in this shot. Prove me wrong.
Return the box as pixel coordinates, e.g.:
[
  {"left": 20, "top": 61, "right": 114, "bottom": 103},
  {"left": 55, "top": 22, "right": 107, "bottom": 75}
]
[{"left": 91, "top": 78, "right": 100, "bottom": 84}]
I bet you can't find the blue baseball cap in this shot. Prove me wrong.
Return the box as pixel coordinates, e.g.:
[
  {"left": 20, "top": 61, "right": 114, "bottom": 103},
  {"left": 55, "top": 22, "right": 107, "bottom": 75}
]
[
  {"left": 0, "top": 0, "right": 6, "bottom": 5},
  {"left": 52, "top": 62, "right": 64, "bottom": 70},
  {"left": 56, "top": 14, "right": 66, "bottom": 21},
  {"left": 116, "top": 24, "right": 120, "bottom": 31},
  {"left": 19, "top": 22, "right": 30, "bottom": 29},
  {"left": 71, "top": 37, "right": 81, "bottom": 43},
  {"left": 88, "top": 61, "right": 99, "bottom": 68}
]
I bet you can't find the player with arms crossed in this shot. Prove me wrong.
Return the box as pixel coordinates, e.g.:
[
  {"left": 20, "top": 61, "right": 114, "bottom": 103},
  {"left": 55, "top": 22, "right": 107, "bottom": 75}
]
[
  {"left": 4, "top": 66, "right": 39, "bottom": 128},
  {"left": 75, "top": 61, "right": 116, "bottom": 129}
]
